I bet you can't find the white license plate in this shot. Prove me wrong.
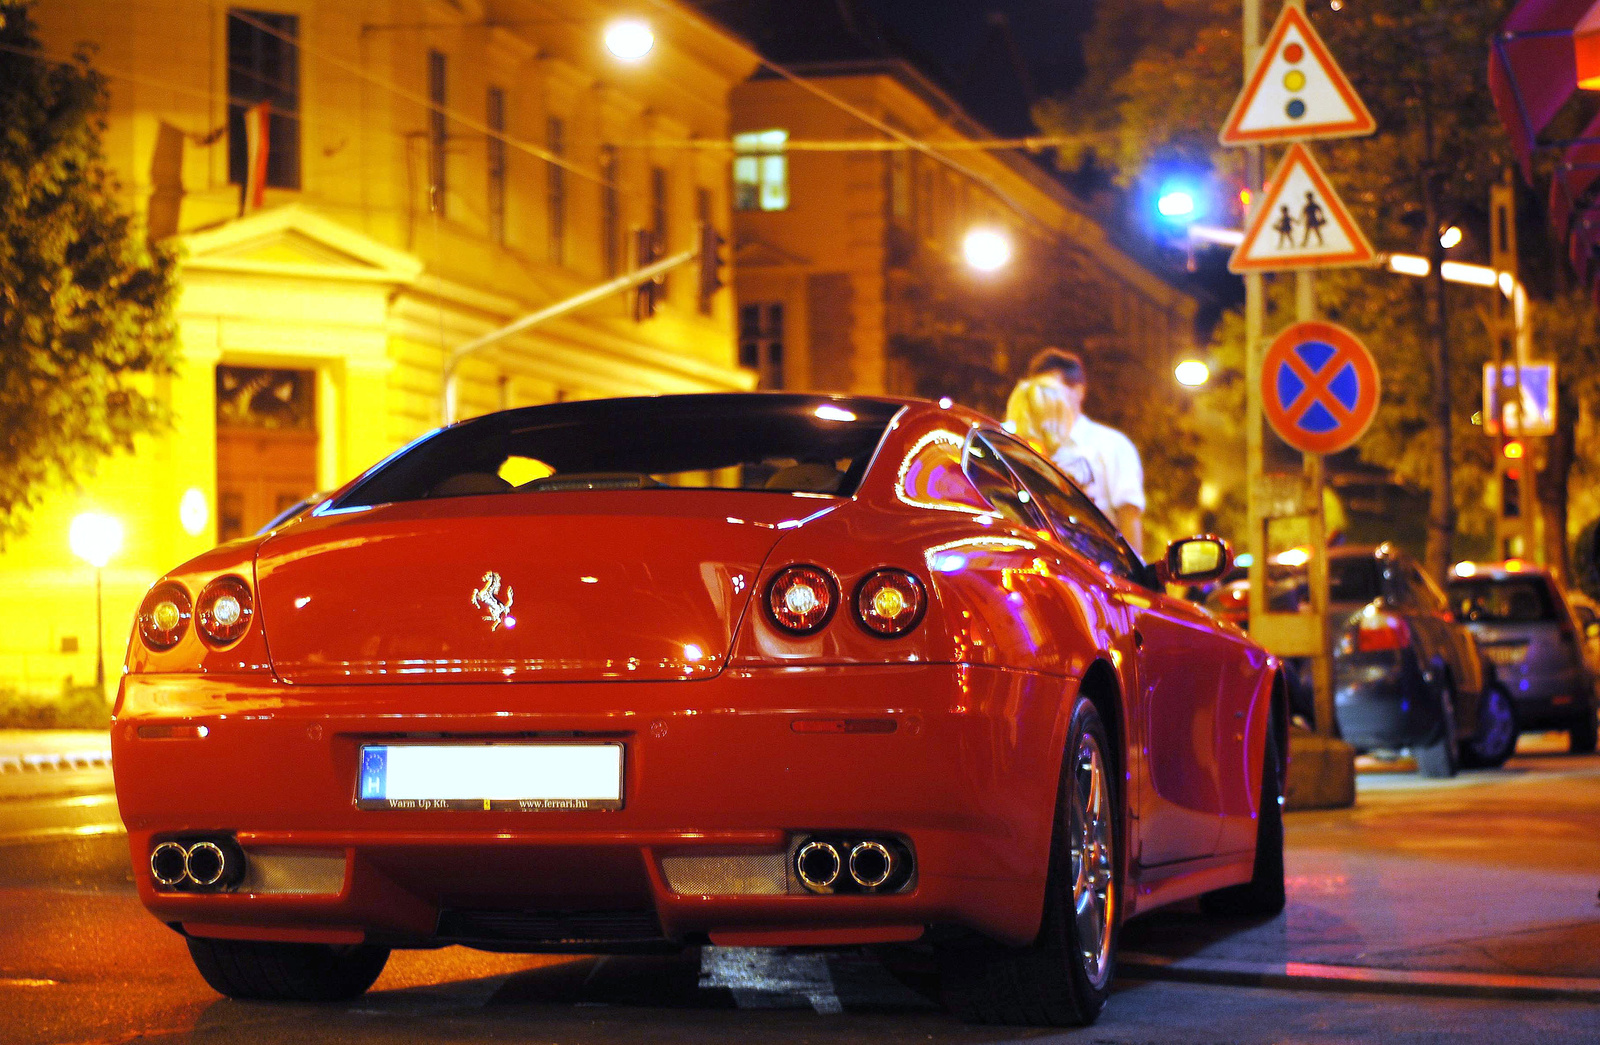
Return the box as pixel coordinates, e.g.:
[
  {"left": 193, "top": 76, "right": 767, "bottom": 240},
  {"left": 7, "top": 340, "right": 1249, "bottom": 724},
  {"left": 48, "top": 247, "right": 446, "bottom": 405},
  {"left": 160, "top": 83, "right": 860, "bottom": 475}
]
[
  {"left": 1483, "top": 644, "right": 1528, "bottom": 668},
  {"left": 356, "top": 743, "right": 624, "bottom": 811}
]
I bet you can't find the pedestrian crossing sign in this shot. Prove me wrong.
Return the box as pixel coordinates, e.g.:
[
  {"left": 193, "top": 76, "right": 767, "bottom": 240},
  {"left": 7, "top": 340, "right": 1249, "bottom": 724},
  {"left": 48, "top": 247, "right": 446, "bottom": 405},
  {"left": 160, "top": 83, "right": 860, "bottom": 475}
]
[
  {"left": 1229, "top": 143, "right": 1375, "bottom": 273},
  {"left": 1219, "top": 4, "right": 1375, "bottom": 145}
]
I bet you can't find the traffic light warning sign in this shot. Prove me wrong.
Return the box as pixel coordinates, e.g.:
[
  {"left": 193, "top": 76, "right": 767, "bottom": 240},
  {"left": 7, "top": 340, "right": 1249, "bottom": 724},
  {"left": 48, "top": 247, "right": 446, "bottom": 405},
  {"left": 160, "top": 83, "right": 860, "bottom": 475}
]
[
  {"left": 1229, "top": 143, "right": 1375, "bottom": 272},
  {"left": 1219, "top": 4, "right": 1375, "bottom": 146}
]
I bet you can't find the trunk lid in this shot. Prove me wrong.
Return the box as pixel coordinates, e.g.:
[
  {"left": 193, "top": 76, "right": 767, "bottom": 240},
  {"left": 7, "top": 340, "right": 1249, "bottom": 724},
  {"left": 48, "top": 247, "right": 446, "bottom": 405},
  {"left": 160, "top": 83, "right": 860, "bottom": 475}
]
[{"left": 256, "top": 491, "right": 832, "bottom": 684}]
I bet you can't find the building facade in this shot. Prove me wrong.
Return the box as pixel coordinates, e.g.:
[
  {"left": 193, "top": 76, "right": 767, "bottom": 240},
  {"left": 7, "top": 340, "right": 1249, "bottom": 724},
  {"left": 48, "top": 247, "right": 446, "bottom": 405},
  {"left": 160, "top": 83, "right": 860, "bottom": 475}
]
[
  {"left": 3, "top": 0, "right": 760, "bottom": 697},
  {"left": 727, "top": 60, "right": 1198, "bottom": 410}
]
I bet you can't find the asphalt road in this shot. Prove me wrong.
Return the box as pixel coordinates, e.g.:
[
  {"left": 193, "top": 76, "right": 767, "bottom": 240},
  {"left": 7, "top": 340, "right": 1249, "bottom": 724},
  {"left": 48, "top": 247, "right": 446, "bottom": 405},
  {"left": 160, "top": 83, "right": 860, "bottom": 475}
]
[{"left": 1, "top": 736, "right": 1597, "bottom": 1044}]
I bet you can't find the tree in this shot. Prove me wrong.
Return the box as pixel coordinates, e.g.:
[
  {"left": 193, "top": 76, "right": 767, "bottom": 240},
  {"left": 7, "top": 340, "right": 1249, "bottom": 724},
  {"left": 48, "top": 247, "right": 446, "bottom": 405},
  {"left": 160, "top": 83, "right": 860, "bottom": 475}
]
[
  {"left": 0, "top": 2, "right": 178, "bottom": 545},
  {"left": 886, "top": 232, "right": 1205, "bottom": 552},
  {"left": 1037, "top": 0, "right": 1531, "bottom": 579}
]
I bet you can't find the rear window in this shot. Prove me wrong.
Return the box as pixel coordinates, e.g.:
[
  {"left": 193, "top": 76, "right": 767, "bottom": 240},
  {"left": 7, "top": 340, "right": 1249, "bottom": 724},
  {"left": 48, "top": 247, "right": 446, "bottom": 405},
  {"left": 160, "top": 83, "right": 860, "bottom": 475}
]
[
  {"left": 332, "top": 395, "right": 903, "bottom": 509},
  {"left": 1448, "top": 578, "right": 1559, "bottom": 623},
  {"left": 1328, "top": 556, "right": 1382, "bottom": 603}
]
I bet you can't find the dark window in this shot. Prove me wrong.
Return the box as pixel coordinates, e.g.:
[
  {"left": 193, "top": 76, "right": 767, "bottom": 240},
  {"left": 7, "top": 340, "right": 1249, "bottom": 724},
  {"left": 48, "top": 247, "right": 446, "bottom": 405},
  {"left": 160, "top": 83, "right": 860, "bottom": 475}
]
[
  {"left": 227, "top": 9, "right": 300, "bottom": 190},
  {"left": 427, "top": 50, "right": 447, "bottom": 215},
  {"left": 331, "top": 396, "right": 903, "bottom": 507},
  {"left": 987, "top": 432, "right": 1142, "bottom": 580},
  {"left": 696, "top": 186, "right": 714, "bottom": 316},
  {"left": 961, "top": 434, "right": 1045, "bottom": 531},
  {"left": 600, "top": 146, "right": 619, "bottom": 277},
  {"left": 651, "top": 165, "right": 669, "bottom": 292},
  {"left": 739, "top": 304, "right": 785, "bottom": 389},
  {"left": 486, "top": 87, "right": 506, "bottom": 244},
  {"left": 1327, "top": 556, "right": 1383, "bottom": 604},
  {"left": 547, "top": 116, "right": 566, "bottom": 265},
  {"left": 1449, "top": 578, "right": 1559, "bottom": 623}
]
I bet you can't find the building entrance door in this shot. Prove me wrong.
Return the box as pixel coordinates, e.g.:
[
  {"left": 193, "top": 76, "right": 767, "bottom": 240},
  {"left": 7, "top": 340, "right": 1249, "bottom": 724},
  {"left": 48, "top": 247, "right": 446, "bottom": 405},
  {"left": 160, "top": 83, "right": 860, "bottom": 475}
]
[{"left": 216, "top": 366, "right": 319, "bottom": 541}]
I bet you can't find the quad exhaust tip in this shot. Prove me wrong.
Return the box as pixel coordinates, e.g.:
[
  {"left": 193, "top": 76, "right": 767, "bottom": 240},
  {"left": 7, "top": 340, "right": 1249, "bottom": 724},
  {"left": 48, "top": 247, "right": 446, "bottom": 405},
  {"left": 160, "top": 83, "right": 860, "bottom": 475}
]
[
  {"left": 149, "top": 837, "right": 245, "bottom": 892},
  {"left": 795, "top": 840, "right": 842, "bottom": 891},
  {"left": 793, "top": 835, "right": 912, "bottom": 894}
]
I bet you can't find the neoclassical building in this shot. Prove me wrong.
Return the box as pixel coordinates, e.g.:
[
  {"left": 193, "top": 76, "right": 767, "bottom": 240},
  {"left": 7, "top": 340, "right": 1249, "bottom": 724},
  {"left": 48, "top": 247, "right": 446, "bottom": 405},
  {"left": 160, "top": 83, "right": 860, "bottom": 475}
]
[{"left": 4, "top": 0, "right": 760, "bottom": 696}]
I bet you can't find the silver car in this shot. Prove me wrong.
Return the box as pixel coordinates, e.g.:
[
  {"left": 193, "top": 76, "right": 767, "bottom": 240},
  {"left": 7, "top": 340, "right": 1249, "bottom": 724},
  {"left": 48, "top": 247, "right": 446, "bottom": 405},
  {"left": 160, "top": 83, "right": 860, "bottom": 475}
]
[{"left": 1447, "top": 562, "right": 1599, "bottom": 754}]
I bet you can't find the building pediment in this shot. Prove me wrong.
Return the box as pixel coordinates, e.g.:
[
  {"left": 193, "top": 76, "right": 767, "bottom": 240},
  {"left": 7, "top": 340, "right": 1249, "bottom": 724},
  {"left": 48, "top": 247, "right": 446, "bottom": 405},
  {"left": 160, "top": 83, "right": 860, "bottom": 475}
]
[
  {"left": 735, "top": 235, "right": 812, "bottom": 269},
  {"left": 181, "top": 204, "right": 423, "bottom": 286}
]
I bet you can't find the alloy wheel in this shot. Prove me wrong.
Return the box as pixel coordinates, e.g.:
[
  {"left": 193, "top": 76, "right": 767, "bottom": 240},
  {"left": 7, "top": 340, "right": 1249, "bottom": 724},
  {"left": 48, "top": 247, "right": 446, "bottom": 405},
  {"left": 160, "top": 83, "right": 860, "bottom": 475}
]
[{"left": 1069, "top": 731, "right": 1115, "bottom": 989}]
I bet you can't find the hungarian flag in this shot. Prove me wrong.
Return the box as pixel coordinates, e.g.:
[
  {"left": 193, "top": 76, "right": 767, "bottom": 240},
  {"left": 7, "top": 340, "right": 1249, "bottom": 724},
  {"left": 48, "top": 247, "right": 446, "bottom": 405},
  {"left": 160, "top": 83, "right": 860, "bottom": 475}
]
[{"left": 243, "top": 101, "right": 270, "bottom": 212}]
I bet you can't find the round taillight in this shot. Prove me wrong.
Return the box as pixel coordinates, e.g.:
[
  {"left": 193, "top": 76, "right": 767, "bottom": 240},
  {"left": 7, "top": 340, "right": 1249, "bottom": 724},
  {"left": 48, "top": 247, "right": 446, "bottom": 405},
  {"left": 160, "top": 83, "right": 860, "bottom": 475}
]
[
  {"left": 766, "top": 565, "right": 838, "bottom": 635},
  {"left": 196, "top": 575, "right": 254, "bottom": 648},
  {"left": 138, "top": 583, "right": 192, "bottom": 651},
  {"left": 854, "top": 569, "right": 926, "bottom": 637}
]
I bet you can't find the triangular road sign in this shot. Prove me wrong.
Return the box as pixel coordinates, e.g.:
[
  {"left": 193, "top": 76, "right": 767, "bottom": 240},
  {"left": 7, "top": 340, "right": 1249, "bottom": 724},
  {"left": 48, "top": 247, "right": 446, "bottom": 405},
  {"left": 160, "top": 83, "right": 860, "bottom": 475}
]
[
  {"left": 1220, "top": 5, "right": 1375, "bottom": 145},
  {"left": 1230, "top": 143, "right": 1375, "bottom": 272}
]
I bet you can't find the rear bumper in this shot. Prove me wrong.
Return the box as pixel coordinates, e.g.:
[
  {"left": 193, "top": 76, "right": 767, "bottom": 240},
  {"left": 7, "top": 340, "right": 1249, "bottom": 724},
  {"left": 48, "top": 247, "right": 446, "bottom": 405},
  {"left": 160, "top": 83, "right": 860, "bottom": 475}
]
[
  {"left": 112, "top": 664, "right": 1069, "bottom": 950},
  {"left": 1333, "top": 649, "right": 1440, "bottom": 750},
  {"left": 1499, "top": 667, "right": 1595, "bottom": 729}
]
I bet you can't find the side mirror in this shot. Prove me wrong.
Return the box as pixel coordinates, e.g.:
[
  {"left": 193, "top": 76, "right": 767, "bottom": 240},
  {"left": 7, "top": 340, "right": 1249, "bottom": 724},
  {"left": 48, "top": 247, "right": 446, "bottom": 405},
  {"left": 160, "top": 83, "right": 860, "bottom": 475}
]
[{"left": 1158, "top": 535, "right": 1233, "bottom": 586}]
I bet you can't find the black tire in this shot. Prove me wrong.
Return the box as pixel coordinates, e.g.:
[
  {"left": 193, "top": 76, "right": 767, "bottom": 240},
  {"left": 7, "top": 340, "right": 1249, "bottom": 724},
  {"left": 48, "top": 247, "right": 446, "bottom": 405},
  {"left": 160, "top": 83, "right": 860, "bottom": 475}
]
[
  {"left": 186, "top": 936, "right": 390, "bottom": 1001},
  {"left": 1415, "top": 681, "right": 1459, "bottom": 779},
  {"left": 1570, "top": 708, "right": 1598, "bottom": 754},
  {"left": 938, "top": 697, "right": 1117, "bottom": 1027},
  {"left": 1200, "top": 726, "right": 1286, "bottom": 918},
  {"left": 1460, "top": 685, "right": 1518, "bottom": 769}
]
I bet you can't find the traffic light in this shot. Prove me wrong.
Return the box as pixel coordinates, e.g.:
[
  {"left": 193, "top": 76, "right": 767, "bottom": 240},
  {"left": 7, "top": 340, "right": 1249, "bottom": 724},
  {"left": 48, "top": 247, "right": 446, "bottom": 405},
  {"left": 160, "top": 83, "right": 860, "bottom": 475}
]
[
  {"left": 632, "top": 227, "right": 661, "bottom": 322},
  {"left": 697, "top": 221, "right": 725, "bottom": 313}
]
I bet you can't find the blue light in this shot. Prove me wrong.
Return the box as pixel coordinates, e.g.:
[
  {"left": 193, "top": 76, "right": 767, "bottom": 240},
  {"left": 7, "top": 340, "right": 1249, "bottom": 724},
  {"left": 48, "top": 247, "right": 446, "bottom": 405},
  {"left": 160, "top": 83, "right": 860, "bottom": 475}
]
[
  {"left": 1154, "top": 176, "right": 1207, "bottom": 227},
  {"left": 933, "top": 554, "right": 967, "bottom": 574},
  {"left": 1235, "top": 553, "right": 1254, "bottom": 568},
  {"left": 1157, "top": 190, "right": 1196, "bottom": 218}
]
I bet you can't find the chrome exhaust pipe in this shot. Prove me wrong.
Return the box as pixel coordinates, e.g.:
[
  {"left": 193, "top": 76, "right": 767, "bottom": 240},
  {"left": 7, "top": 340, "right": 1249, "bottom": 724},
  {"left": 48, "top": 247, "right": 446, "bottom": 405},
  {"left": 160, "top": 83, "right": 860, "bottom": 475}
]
[
  {"left": 848, "top": 841, "right": 894, "bottom": 889},
  {"left": 150, "top": 842, "right": 189, "bottom": 888},
  {"left": 184, "top": 841, "right": 229, "bottom": 887},
  {"left": 795, "top": 840, "right": 842, "bottom": 892}
]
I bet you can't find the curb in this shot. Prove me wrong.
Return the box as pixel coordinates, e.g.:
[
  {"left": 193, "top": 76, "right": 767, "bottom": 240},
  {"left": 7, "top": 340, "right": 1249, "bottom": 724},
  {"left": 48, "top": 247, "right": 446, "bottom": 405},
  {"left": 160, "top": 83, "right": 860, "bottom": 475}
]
[
  {"left": 1119, "top": 952, "right": 1600, "bottom": 1003},
  {"left": 0, "top": 749, "right": 112, "bottom": 775}
]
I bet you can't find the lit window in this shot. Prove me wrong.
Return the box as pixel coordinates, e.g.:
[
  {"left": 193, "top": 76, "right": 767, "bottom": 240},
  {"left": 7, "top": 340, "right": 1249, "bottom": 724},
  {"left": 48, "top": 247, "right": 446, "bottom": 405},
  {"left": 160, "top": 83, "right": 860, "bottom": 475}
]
[{"left": 734, "top": 130, "right": 789, "bottom": 212}]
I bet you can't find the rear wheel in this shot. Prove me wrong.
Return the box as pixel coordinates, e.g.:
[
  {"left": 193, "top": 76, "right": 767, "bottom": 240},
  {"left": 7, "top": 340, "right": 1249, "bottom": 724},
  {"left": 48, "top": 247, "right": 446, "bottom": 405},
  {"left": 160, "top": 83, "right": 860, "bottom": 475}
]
[
  {"left": 1570, "top": 707, "right": 1598, "bottom": 754},
  {"left": 1200, "top": 725, "right": 1285, "bottom": 918},
  {"left": 938, "top": 697, "right": 1116, "bottom": 1026},
  {"left": 1460, "top": 685, "right": 1517, "bottom": 769},
  {"left": 186, "top": 937, "right": 390, "bottom": 1001},
  {"left": 1415, "top": 681, "right": 1459, "bottom": 779}
]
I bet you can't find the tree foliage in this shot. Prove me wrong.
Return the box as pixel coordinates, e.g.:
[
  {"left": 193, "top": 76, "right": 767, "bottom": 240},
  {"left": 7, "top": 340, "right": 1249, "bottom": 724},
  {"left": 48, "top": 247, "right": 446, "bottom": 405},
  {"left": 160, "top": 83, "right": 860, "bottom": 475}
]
[
  {"left": 1035, "top": 0, "right": 1588, "bottom": 573},
  {"left": 886, "top": 232, "right": 1204, "bottom": 551},
  {"left": 0, "top": 2, "right": 178, "bottom": 544}
]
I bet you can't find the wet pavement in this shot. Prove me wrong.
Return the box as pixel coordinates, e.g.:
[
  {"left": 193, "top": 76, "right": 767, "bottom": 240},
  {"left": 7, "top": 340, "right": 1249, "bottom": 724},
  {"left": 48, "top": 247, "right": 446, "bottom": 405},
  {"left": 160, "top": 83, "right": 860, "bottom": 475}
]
[{"left": 1122, "top": 732, "right": 1600, "bottom": 999}]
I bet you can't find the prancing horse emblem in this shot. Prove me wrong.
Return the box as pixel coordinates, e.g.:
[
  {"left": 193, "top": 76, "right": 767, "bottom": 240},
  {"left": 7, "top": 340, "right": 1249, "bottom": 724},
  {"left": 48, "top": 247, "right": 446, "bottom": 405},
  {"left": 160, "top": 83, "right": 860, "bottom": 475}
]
[{"left": 471, "top": 571, "right": 515, "bottom": 631}]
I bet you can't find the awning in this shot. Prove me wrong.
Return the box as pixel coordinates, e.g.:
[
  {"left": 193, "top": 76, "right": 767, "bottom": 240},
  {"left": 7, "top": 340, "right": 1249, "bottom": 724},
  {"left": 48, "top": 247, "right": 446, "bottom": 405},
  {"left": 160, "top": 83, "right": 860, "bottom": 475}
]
[{"left": 1489, "top": 0, "right": 1596, "bottom": 180}]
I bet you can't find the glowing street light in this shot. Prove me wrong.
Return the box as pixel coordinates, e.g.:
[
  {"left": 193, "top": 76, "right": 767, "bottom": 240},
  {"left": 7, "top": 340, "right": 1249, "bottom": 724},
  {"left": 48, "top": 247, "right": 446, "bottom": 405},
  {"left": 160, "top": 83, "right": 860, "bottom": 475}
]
[
  {"left": 963, "top": 227, "right": 1012, "bottom": 272},
  {"left": 604, "top": 18, "right": 654, "bottom": 61},
  {"left": 1439, "top": 225, "right": 1463, "bottom": 249},
  {"left": 69, "top": 511, "right": 124, "bottom": 694},
  {"left": 1174, "top": 359, "right": 1211, "bottom": 387}
]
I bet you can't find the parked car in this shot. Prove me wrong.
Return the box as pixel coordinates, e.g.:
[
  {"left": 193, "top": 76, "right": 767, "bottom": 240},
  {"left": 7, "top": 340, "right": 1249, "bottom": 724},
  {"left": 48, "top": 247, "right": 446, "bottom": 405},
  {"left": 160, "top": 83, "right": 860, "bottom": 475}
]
[
  {"left": 1446, "top": 561, "right": 1599, "bottom": 754},
  {"left": 1204, "top": 544, "right": 1507, "bottom": 775},
  {"left": 113, "top": 393, "right": 1287, "bottom": 1028}
]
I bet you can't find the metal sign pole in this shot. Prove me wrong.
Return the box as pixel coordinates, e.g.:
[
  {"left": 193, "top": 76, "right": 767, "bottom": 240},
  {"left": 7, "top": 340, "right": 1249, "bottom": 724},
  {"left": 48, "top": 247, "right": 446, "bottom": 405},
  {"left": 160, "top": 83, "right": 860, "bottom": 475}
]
[
  {"left": 1244, "top": 0, "right": 1266, "bottom": 641},
  {"left": 1297, "top": 271, "right": 1334, "bottom": 738}
]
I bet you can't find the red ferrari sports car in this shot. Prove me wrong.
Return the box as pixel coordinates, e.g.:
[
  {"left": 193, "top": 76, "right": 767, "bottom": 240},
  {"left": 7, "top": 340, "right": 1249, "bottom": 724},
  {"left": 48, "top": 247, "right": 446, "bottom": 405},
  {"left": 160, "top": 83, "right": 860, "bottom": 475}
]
[{"left": 114, "top": 393, "right": 1286, "bottom": 1026}]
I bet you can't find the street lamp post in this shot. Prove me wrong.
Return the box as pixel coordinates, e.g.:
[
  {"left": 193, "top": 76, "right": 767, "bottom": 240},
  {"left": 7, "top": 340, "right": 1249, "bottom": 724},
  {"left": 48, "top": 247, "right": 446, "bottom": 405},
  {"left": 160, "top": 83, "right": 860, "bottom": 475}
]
[{"left": 69, "top": 512, "right": 123, "bottom": 696}]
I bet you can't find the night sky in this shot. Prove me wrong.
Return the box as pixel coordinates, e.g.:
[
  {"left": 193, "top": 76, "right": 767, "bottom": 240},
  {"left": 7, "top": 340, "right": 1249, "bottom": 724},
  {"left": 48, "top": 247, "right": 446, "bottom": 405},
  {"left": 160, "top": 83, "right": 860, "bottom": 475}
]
[{"left": 695, "top": 0, "right": 1095, "bottom": 137}]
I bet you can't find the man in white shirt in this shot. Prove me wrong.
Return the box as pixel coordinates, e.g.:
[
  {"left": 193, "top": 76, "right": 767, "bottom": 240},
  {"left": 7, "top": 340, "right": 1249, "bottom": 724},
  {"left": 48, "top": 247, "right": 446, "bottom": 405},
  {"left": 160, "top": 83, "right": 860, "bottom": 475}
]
[{"left": 1005, "top": 348, "right": 1146, "bottom": 554}]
